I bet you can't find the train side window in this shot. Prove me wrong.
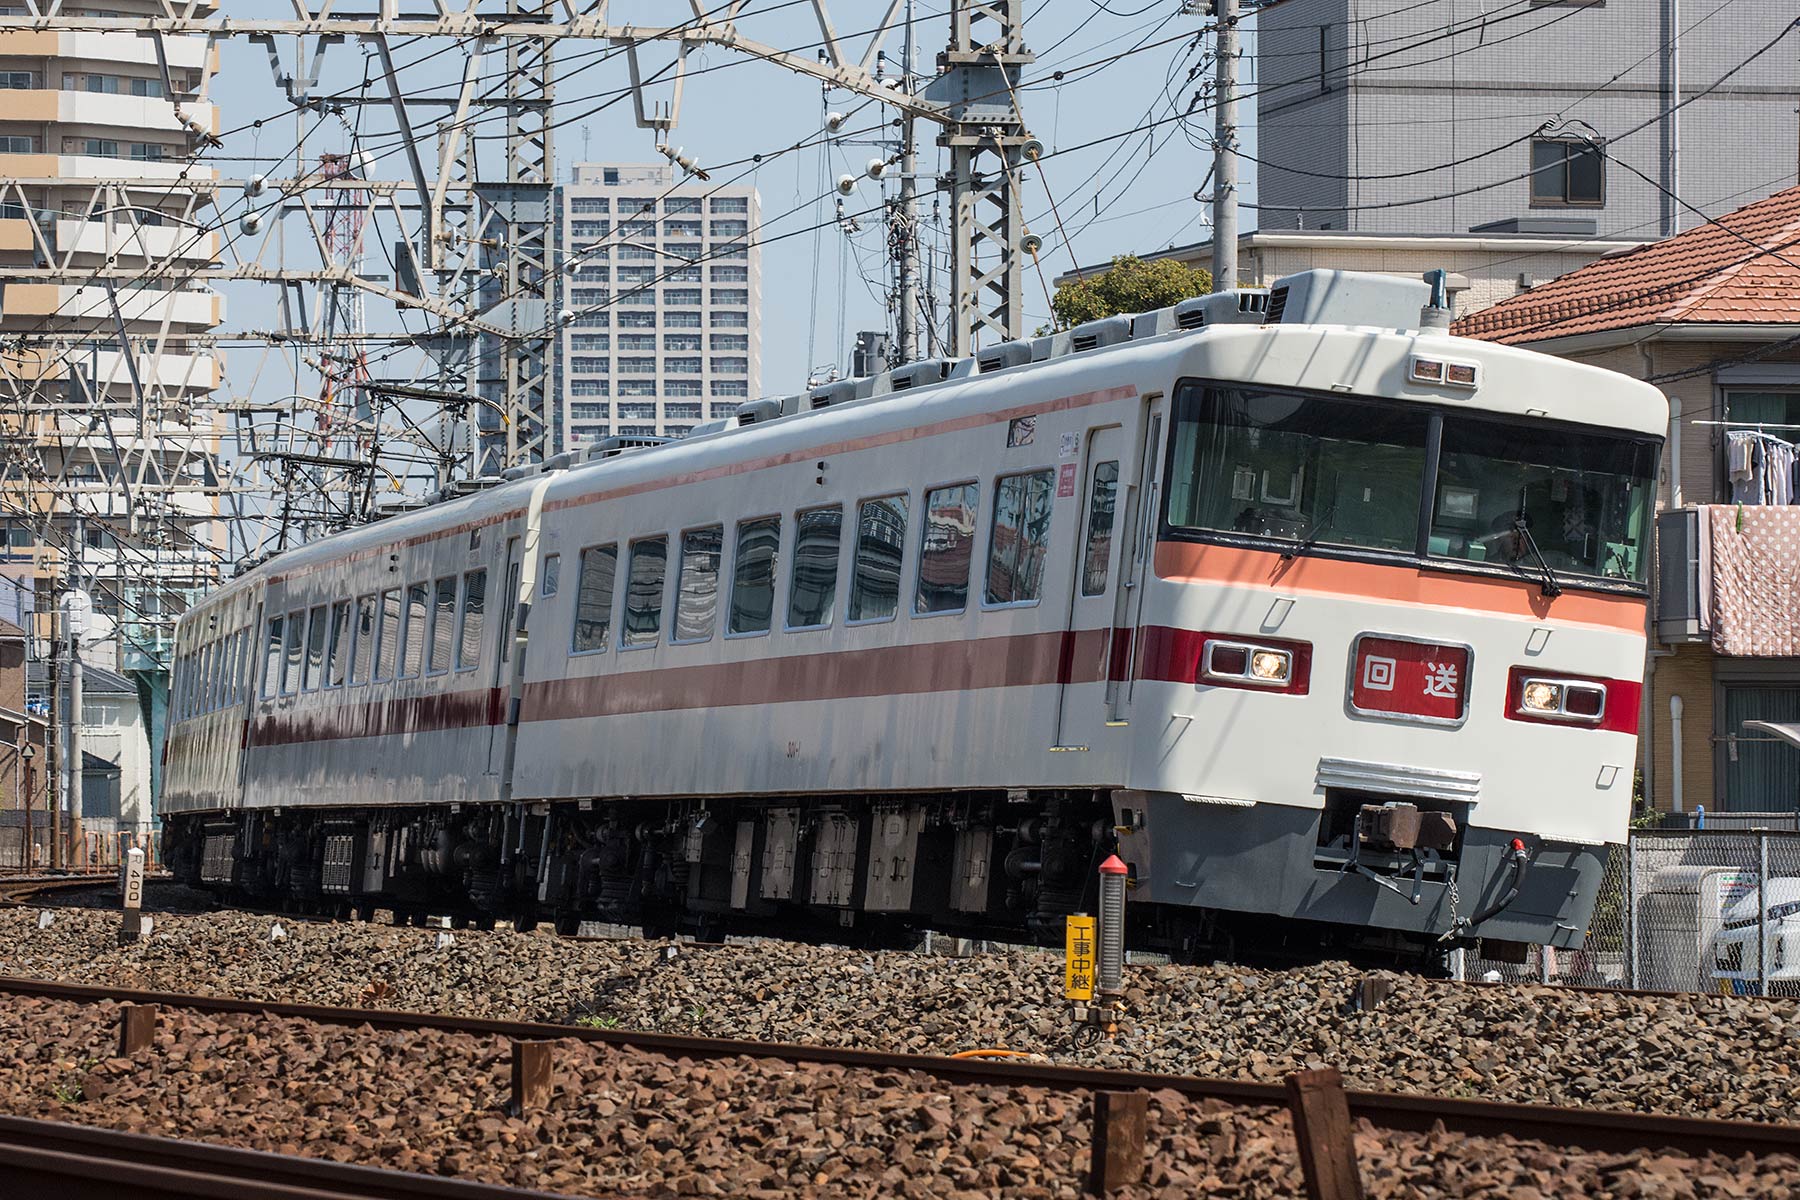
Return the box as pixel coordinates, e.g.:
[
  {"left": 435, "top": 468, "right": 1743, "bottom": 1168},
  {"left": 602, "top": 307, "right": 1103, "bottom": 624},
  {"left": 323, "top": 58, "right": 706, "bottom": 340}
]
[
  {"left": 428, "top": 576, "right": 456, "bottom": 673},
  {"left": 915, "top": 483, "right": 978, "bottom": 615},
  {"left": 622, "top": 536, "right": 668, "bottom": 648},
  {"left": 499, "top": 549, "right": 521, "bottom": 664},
  {"left": 1081, "top": 460, "right": 1120, "bottom": 596},
  {"left": 401, "top": 583, "right": 428, "bottom": 678},
  {"left": 261, "top": 615, "right": 283, "bottom": 699},
  {"left": 728, "top": 516, "right": 780, "bottom": 636},
  {"left": 282, "top": 609, "right": 304, "bottom": 695},
  {"left": 326, "top": 600, "right": 351, "bottom": 687},
  {"left": 571, "top": 544, "right": 618, "bottom": 653},
  {"left": 457, "top": 569, "right": 487, "bottom": 670},
  {"left": 985, "top": 469, "right": 1056, "bottom": 606},
  {"left": 673, "top": 525, "right": 723, "bottom": 644},
  {"left": 849, "top": 495, "right": 909, "bottom": 623},
  {"left": 207, "top": 642, "right": 220, "bottom": 710},
  {"left": 541, "top": 553, "right": 560, "bottom": 598},
  {"left": 303, "top": 605, "right": 328, "bottom": 691},
  {"left": 350, "top": 595, "right": 375, "bottom": 685},
  {"left": 374, "top": 589, "right": 401, "bottom": 681},
  {"left": 786, "top": 505, "right": 843, "bottom": 630}
]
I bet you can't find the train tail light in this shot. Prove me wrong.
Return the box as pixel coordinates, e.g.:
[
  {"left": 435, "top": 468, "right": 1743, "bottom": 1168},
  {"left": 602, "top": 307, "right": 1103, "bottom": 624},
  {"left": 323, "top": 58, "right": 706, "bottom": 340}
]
[
  {"left": 1506, "top": 667, "right": 1640, "bottom": 733},
  {"left": 1199, "top": 635, "right": 1311, "bottom": 694}
]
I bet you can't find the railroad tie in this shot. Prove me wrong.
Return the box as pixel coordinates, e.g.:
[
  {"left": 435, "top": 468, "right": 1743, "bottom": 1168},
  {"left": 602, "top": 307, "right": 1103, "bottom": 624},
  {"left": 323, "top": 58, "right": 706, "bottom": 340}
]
[
  {"left": 510, "top": 1039, "right": 553, "bottom": 1114},
  {"left": 1087, "top": 1089, "right": 1148, "bottom": 1193},
  {"left": 1285, "top": 1067, "right": 1365, "bottom": 1200},
  {"left": 118, "top": 1004, "right": 159, "bottom": 1057}
]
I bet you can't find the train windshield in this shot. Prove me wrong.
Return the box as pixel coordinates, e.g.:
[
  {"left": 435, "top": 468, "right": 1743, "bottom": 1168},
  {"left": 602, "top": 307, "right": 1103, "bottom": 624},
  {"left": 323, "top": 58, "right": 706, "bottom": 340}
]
[{"left": 1165, "top": 383, "right": 1658, "bottom": 586}]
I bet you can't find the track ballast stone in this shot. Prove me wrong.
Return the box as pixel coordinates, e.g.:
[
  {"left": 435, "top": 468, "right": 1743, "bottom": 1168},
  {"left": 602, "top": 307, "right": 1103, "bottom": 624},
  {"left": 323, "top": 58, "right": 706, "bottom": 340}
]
[{"left": 2, "top": 904, "right": 1799, "bottom": 1124}]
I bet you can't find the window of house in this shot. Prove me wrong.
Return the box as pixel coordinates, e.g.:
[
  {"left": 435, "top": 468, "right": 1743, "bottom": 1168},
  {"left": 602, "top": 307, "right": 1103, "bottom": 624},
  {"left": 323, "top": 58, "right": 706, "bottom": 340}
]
[
  {"left": 664, "top": 333, "right": 702, "bottom": 352},
  {"left": 401, "top": 583, "right": 428, "bottom": 677},
  {"left": 848, "top": 496, "right": 909, "bottom": 622},
  {"left": 572, "top": 545, "right": 617, "bottom": 653},
  {"left": 1530, "top": 138, "right": 1604, "bottom": 206},
  {"left": 623, "top": 537, "right": 668, "bottom": 647},
  {"left": 282, "top": 609, "right": 304, "bottom": 694},
  {"left": 986, "top": 470, "right": 1056, "bottom": 605},
  {"left": 711, "top": 310, "right": 749, "bottom": 328},
  {"left": 729, "top": 516, "right": 780, "bottom": 635},
  {"left": 917, "top": 483, "right": 978, "bottom": 614},
  {"left": 710, "top": 196, "right": 749, "bottom": 213},
  {"left": 787, "top": 506, "right": 843, "bottom": 629},
  {"left": 458, "top": 569, "right": 486, "bottom": 670},
  {"left": 374, "top": 588, "right": 401, "bottom": 680},
  {"left": 327, "top": 599, "right": 352, "bottom": 686},
  {"left": 351, "top": 595, "right": 376, "bottom": 685},
  {"left": 0, "top": 71, "right": 38, "bottom": 89},
  {"left": 428, "top": 576, "right": 456, "bottom": 672},
  {"left": 674, "top": 526, "right": 723, "bottom": 643},
  {"left": 1081, "top": 461, "right": 1120, "bottom": 596}
]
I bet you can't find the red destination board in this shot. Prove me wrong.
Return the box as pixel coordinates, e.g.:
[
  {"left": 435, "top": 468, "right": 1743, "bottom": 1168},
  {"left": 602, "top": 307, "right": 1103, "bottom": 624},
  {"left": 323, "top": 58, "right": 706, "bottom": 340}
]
[{"left": 1349, "top": 635, "right": 1469, "bottom": 725}]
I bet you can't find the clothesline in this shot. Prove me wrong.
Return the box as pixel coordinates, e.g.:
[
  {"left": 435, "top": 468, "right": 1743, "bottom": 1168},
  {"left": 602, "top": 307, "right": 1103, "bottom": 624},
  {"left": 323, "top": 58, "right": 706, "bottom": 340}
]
[{"left": 1693, "top": 420, "right": 1800, "bottom": 432}]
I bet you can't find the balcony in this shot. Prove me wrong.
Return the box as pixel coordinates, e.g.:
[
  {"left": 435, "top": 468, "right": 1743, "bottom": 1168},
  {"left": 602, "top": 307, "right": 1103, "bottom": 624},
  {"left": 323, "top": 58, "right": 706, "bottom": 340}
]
[{"left": 1658, "top": 505, "right": 1800, "bottom": 654}]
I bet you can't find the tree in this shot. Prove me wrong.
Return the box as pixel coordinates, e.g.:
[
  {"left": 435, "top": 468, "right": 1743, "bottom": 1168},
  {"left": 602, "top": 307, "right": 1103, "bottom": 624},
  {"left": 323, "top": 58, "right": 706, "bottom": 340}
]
[{"left": 1049, "top": 255, "right": 1212, "bottom": 329}]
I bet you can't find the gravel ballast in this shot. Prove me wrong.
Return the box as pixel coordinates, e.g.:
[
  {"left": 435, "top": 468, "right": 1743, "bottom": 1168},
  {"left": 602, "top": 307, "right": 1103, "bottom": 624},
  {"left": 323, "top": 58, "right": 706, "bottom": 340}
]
[
  {"left": 4, "top": 902, "right": 1800, "bottom": 1127},
  {"left": 7, "top": 993, "right": 1800, "bottom": 1199}
]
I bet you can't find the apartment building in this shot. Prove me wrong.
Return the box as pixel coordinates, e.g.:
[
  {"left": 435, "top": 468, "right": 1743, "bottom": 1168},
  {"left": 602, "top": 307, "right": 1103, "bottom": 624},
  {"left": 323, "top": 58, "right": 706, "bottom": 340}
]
[
  {"left": 0, "top": 0, "right": 226, "bottom": 679},
  {"left": 1256, "top": 0, "right": 1798, "bottom": 239},
  {"left": 556, "top": 162, "right": 762, "bottom": 447},
  {"left": 1459, "top": 185, "right": 1800, "bottom": 816}
]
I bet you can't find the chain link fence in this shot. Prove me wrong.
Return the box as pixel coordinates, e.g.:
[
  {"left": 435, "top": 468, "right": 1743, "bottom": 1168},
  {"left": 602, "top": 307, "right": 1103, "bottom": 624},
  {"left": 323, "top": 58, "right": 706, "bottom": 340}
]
[{"left": 1471, "top": 827, "right": 1800, "bottom": 995}]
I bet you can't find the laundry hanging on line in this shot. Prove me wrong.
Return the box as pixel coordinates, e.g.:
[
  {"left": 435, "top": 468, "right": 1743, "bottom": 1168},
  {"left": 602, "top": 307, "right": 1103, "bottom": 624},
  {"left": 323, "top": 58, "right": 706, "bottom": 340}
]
[{"left": 1725, "top": 429, "right": 1797, "bottom": 506}]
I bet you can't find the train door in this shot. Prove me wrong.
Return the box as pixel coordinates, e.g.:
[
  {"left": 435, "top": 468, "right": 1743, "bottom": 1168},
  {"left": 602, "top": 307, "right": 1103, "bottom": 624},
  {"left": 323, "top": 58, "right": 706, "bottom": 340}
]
[
  {"left": 1053, "top": 424, "right": 1127, "bottom": 749},
  {"left": 1107, "top": 399, "right": 1164, "bottom": 724},
  {"left": 487, "top": 536, "right": 522, "bottom": 777}
]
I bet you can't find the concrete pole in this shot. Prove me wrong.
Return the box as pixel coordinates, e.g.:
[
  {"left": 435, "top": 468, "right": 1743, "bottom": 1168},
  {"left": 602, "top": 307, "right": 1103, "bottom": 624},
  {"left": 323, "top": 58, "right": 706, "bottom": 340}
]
[
  {"left": 895, "top": 0, "right": 920, "bottom": 363},
  {"left": 1210, "top": 0, "right": 1239, "bottom": 293},
  {"left": 67, "top": 612, "right": 82, "bottom": 869}
]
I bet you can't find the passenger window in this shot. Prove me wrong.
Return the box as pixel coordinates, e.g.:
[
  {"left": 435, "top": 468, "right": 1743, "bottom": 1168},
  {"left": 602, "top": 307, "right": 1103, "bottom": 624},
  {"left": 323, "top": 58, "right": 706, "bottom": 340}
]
[
  {"left": 303, "top": 605, "right": 328, "bottom": 691},
  {"left": 986, "top": 469, "right": 1056, "bottom": 605},
  {"left": 572, "top": 545, "right": 617, "bottom": 653},
  {"left": 541, "top": 554, "right": 560, "bottom": 597},
  {"left": 1081, "top": 461, "right": 1120, "bottom": 596},
  {"left": 350, "top": 595, "right": 375, "bottom": 685},
  {"left": 674, "top": 526, "right": 723, "bottom": 643},
  {"left": 428, "top": 576, "right": 456, "bottom": 672},
  {"left": 916, "top": 484, "right": 978, "bottom": 615},
  {"left": 623, "top": 536, "right": 668, "bottom": 647},
  {"left": 374, "top": 588, "right": 401, "bottom": 681},
  {"left": 401, "top": 583, "right": 428, "bottom": 677},
  {"left": 848, "top": 496, "right": 909, "bottom": 622},
  {"left": 458, "top": 569, "right": 487, "bottom": 670},
  {"left": 729, "top": 516, "right": 780, "bottom": 635},
  {"left": 282, "top": 609, "right": 304, "bottom": 694},
  {"left": 262, "top": 616, "right": 283, "bottom": 699},
  {"left": 326, "top": 600, "right": 351, "bottom": 687},
  {"left": 786, "top": 506, "right": 843, "bottom": 629}
]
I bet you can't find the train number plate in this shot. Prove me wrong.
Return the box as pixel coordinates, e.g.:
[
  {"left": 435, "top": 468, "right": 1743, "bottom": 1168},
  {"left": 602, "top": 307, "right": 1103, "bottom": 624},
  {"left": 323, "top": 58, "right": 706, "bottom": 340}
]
[{"left": 1349, "top": 635, "right": 1469, "bottom": 726}]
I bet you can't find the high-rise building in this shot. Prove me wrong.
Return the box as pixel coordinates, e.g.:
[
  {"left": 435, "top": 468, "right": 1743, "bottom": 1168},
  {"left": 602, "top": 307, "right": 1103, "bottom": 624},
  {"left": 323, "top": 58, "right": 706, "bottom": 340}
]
[
  {"left": 0, "top": 0, "right": 225, "bottom": 683},
  {"left": 1256, "top": 0, "right": 1798, "bottom": 239},
  {"left": 556, "top": 162, "right": 762, "bottom": 448}
]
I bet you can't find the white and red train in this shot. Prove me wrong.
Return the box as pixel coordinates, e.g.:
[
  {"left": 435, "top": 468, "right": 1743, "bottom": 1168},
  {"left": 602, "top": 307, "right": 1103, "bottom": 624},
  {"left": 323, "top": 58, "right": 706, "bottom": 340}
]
[{"left": 162, "top": 269, "right": 1665, "bottom": 962}]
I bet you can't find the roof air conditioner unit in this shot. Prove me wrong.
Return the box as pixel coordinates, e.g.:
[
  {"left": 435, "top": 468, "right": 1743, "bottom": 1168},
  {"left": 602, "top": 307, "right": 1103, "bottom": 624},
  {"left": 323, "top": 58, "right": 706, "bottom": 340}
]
[{"left": 1264, "top": 269, "right": 1431, "bottom": 331}]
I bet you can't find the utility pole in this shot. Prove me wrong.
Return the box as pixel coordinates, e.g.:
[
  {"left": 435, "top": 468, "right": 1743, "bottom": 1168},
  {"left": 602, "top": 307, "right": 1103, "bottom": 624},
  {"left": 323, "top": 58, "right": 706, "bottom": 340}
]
[
  {"left": 1663, "top": 0, "right": 1681, "bottom": 236},
  {"left": 895, "top": 0, "right": 921, "bottom": 364},
  {"left": 63, "top": 515, "right": 85, "bottom": 871},
  {"left": 1211, "top": 0, "right": 1240, "bottom": 293}
]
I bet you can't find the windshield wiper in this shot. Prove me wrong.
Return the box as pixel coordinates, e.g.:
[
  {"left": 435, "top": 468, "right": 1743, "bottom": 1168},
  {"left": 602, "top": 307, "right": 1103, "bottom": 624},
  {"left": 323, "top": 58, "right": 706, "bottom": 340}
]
[
  {"left": 1281, "top": 501, "right": 1337, "bottom": 562},
  {"left": 1510, "top": 499, "right": 1563, "bottom": 598}
]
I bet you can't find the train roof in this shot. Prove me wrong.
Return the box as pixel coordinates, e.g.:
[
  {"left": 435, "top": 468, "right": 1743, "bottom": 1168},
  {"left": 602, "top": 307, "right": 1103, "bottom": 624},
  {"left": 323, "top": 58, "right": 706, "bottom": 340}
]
[{"left": 192, "top": 269, "right": 1668, "bottom": 621}]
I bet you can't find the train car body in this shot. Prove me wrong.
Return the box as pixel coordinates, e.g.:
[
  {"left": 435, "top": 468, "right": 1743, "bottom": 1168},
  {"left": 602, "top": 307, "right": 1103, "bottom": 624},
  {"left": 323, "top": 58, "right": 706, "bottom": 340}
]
[{"left": 163, "top": 270, "right": 1666, "bottom": 962}]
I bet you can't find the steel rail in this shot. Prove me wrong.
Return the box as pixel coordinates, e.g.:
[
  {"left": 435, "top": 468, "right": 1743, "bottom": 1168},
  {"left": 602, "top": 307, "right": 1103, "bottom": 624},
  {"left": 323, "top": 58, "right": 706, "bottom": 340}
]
[
  {"left": 1, "top": 975, "right": 1798, "bottom": 1161},
  {"left": 0, "top": 1113, "right": 587, "bottom": 1200}
]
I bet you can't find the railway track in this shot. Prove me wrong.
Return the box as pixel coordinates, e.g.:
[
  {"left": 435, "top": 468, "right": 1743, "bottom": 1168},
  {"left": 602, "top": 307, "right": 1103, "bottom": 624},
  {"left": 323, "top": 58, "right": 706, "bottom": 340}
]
[
  {"left": 2, "top": 973, "right": 1798, "bottom": 1163},
  {"left": 0, "top": 1112, "right": 582, "bottom": 1200}
]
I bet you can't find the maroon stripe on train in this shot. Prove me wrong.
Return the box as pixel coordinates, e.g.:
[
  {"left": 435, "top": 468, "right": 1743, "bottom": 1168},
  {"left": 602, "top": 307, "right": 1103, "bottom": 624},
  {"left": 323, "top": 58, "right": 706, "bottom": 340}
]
[{"left": 234, "top": 626, "right": 1131, "bottom": 747}]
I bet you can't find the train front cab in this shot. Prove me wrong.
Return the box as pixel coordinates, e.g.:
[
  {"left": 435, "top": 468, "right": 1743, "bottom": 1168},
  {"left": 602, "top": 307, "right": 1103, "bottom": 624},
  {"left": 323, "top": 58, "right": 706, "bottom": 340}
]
[{"left": 1110, "top": 367, "right": 1662, "bottom": 955}]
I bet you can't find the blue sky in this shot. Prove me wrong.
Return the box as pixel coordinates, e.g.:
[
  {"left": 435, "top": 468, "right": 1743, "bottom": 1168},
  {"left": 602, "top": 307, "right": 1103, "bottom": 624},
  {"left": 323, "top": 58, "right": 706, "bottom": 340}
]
[{"left": 204, "top": 1, "right": 1260, "bottom": 399}]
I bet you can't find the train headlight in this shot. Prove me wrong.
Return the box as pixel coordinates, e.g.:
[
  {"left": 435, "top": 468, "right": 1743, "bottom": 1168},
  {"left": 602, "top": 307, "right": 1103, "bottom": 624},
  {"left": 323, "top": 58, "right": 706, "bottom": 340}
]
[
  {"left": 1506, "top": 667, "right": 1632, "bottom": 730},
  {"left": 1198, "top": 635, "right": 1311, "bottom": 694},
  {"left": 1250, "top": 649, "right": 1291, "bottom": 682},
  {"left": 1520, "top": 680, "right": 1562, "bottom": 714}
]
